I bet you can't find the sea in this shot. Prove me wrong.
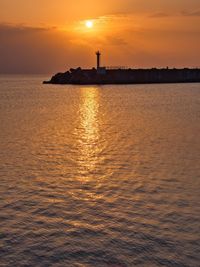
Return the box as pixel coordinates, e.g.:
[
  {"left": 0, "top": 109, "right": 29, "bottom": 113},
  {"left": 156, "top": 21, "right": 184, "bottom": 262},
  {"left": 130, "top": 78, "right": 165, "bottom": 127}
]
[{"left": 0, "top": 75, "right": 200, "bottom": 267}]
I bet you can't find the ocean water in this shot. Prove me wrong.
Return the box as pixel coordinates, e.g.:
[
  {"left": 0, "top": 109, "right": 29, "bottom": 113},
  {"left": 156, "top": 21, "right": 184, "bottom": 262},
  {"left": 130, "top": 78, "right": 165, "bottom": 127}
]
[{"left": 0, "top": 75, "right": 200, "bottom": 267}]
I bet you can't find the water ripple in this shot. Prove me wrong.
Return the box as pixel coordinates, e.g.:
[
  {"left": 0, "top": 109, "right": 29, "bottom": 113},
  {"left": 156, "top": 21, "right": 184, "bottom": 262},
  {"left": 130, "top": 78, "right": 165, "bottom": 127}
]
[{"left": 0, "top": 77, "right": 200, "bottom": 266}]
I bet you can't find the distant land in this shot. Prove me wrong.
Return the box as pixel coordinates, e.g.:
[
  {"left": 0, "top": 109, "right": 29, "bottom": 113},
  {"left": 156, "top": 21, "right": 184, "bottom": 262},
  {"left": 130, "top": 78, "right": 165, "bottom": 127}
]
[{"left": 44, "top": 52, "right": 200, "bottom": 85}]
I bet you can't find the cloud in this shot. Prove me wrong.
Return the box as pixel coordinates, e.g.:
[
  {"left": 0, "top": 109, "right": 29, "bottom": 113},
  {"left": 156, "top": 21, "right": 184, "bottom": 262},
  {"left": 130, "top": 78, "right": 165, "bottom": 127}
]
[
  {"left": 106, "top": 36, "right": 127, "bottom": 46},
  {"left": 181, "top": 10, "right": 200, "bottom": 17},
  {"left": 0, "top": 23, "right": 52, "bottom": 35},
  {"left": 0, "top": 17, "right": 199, "bottom": 74},
  {"left": 0, "top": 23, "right": 86, "bottom": 74},
  {"left": 149, "top": 10, "right": 200, "bottom": 18},
  {"left": 149, "top": 12, "right": 170, "bottom": 18}
]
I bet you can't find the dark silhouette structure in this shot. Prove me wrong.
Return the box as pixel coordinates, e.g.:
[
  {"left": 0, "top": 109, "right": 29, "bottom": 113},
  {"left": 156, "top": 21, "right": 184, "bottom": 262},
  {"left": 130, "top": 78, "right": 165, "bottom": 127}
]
[
  {"left": 44, "top": 52, "right": 200, "bottom": 84},
  {"left": 96, "top": 51, "right": 101, "bottom": 69}
]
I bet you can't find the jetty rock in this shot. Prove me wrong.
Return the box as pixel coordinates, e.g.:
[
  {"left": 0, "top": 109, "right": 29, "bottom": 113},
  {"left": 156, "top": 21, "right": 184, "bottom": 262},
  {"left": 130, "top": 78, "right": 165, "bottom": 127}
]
[{"left": 43, "top": 67, "right": 200, "bottom": 85}]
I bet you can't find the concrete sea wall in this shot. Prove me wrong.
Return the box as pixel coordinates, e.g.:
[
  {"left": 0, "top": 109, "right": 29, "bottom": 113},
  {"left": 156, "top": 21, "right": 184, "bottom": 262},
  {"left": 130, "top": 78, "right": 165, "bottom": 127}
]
[{"left": 44, "top": 68, "right": 200, "bottom": 84}]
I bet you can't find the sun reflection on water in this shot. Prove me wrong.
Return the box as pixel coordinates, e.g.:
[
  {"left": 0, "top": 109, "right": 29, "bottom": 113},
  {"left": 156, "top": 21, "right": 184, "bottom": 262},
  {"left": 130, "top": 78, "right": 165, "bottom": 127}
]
[{"left": 76, "top": 87, "right": 100, "bottom": 176}]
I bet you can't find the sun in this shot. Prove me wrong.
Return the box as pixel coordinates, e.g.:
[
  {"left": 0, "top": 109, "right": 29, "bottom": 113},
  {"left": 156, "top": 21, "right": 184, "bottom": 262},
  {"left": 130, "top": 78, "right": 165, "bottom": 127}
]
[{"left": 85, "top": 20, "right": 93, "bottom": 28}]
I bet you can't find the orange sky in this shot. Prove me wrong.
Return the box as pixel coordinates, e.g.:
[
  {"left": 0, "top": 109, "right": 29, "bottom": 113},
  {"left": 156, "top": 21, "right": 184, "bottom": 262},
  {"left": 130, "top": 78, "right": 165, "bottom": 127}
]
[{"left": 0, "top": 0, "right": 200, "bottom": 73}]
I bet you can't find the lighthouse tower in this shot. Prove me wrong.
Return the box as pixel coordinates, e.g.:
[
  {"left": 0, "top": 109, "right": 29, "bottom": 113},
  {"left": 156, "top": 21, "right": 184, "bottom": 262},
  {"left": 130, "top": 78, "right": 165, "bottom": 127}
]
[
  {"left": 96, "top": 51, "right": 101, "bottom": 69},
  {"left": 95, "top": 51, "right": 106, "bottom": 74}
]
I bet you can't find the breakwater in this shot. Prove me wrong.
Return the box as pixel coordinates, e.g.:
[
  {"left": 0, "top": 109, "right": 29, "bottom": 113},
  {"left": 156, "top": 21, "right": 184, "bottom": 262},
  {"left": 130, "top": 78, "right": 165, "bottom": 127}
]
[{"left": 44, "top": 67, "right": 200, "bottom": 84}]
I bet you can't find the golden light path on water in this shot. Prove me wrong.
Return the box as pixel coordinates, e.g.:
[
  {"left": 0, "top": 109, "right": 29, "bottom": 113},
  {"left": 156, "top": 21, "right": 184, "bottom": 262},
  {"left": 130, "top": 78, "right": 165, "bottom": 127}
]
[{"left": 76, "top": 87, "right": 101, "bottom": 178}]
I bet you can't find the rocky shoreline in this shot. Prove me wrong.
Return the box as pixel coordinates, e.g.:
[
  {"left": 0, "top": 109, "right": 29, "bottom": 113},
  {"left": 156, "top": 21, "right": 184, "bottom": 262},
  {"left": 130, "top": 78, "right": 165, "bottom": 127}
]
[{"left": 43, "top": 67, "right": 200, "bottom": 85}]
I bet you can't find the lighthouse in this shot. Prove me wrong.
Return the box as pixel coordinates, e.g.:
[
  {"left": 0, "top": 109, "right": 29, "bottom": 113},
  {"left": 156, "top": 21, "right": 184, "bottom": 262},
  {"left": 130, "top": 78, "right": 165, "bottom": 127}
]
[
  {"left": 96, "top": 51, "right": 101, "bottom": 69},
  {"left": 95, "top": 51, "right": 106, "bottom": 74}
]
